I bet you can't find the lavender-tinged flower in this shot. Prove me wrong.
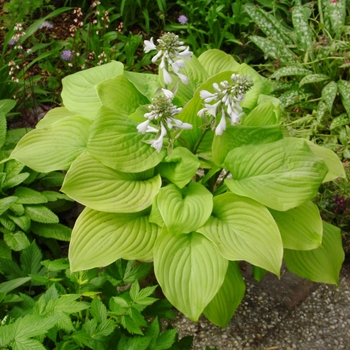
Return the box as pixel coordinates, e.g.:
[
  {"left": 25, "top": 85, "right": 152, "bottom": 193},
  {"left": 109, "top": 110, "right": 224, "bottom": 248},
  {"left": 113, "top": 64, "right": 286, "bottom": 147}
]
[
  {"left": 61, "top": 50, "right": 73, "bottom": 61},
  {"left": 8, "top": 37, "right": 17, "bottom": 45},
  {"left": 137, "top": 88, "right": 192, "bottom": 152},
  {"left": 198, "top": 74, "right": 253, "bottom": 135},
  {"left": 39, "top": 21, "right": 53, "bottom": 29},
  {"left": 178, "top": 15, "right": 188, "bottom": 24},
  {"left": 143, "top": 32, "right": 192, "bottom": 85}
]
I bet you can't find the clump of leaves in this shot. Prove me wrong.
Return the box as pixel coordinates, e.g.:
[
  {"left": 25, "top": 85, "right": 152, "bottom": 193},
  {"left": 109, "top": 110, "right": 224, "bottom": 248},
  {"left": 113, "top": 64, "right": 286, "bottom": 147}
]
[
  {"left": 245, "top": 0, "right": 350, "bottom": 159},
  {"left": 0, "top": 99, "right": 73, "bottom": 258},
  {"left": 0, "top": 242, "right": 186, "bottom": 349}
]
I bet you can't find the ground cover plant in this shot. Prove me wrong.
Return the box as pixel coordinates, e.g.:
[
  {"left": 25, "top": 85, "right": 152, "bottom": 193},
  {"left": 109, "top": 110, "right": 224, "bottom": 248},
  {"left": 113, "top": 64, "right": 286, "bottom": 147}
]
[{"left": 9, "top": 31, "right": 345, "bottom": 328}]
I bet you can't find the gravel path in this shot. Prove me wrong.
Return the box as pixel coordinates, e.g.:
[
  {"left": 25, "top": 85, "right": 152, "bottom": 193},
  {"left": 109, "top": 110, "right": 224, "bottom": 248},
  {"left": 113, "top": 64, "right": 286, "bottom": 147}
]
[{"left": 170, "top": 261, "right": 350, "bottom": 349}]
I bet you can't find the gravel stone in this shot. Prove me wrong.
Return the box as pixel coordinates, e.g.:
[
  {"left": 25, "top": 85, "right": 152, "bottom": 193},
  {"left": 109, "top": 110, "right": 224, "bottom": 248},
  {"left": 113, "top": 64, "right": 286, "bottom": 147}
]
[{"left": 169, "top": 261, "right": 350, "bottom": 349}]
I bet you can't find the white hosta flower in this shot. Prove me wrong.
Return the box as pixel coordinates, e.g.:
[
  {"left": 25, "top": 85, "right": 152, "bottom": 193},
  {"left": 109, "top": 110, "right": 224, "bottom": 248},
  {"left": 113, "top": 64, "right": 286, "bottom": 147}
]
[
  {"left": 144, "top": 32, "right": 192, "bottom": 85},
  {"left": 137, "top": 89, "right": 192, "bottom": 152},
  {"left": 197, "top": 74, "right": 253, "bottom": 135}
]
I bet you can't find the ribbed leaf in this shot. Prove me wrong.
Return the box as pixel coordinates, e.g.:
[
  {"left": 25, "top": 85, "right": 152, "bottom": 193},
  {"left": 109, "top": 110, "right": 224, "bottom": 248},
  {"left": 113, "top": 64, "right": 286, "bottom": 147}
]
[
  {"left": 11, "top": 116, "right": 92, "bottom": 172},
  {"left": 299, "top": 74, "right": 330, "bottom": 87},
  {"left": 62, "top": 152, "right": 161, "bottom": 213},
  {"left": 14, "top": 187, "right": 48, "bottom": 204},
  {"left": 157, "top": 183, "right": 212, "bottom": 235},
  {"left": 24, "top": 206, "right": 59, "bottom": 224},
  {"left": 292, "top": 1, "right": 313, "bottom": 51},
  {"left": 0, "top": 196, "right": 18, "bottom": 215},
  {"left": 69, "top": 208, "right": 160, "bottom": 271},
  {"left": 321, "top": 81, "right": 337, "bottom": 113},
  {"left": 157, "top": 147, "right": 200, "bottom": 188},
  {"left": 8, "top": 215, "right": 31, "bottom": 232},
  {"left": 270, "top": 202, "right": 322, "bottom": 250},
  {"left": 242, "top": 100, "right": 280, "bottom": 126},
  {"left": 2, "top": 173, "right": 30, "bottom": 191},
  {"left": 61, "top": 61, "right": 124, "bottom": 119},
  {"left": 271, "top": 66, "right": 312, "bottom": 80},
  {"left": 154, "top": 229, "right": 228, "bottom": 321},
  {"left": 224, "top": 138, "right": 328, "bottom": 211},
  {"left": 197, "top": 193, "right": 282, "bottom": 275},
  {"left": 198, "top": 49, "right": 240, "bottom": 76},
  {"left": 306, "top": 140, "right": 346, "bottom": 182},
  {"left": 87, "top": 108, "right": 165, "bottom": 173},
  {"left": 212, "top": 124, "right": 283, "bottom": 165},
  {"left": 97, "top": 75, "right": 149, "bottom": 116},
  {"left": 36, "top": 107, "right": 77, "bottom": 128},
  {"left": 31, "top": 223, "right": 71, "bottom": 241},
  {"left": 284, "top": 222, "right": 344, "bottom": 284},
  {"left": 4, "top": 231, "right": 30, "bottom": 251},
  {"left": 0, "top": 277, "right": 31, "bottom": 294},
  {"left": 203, "top": 261, "right": 245, "bottom": 327},
  {"left": 337, "top": 80, "right": 350, "bottom": 116}
]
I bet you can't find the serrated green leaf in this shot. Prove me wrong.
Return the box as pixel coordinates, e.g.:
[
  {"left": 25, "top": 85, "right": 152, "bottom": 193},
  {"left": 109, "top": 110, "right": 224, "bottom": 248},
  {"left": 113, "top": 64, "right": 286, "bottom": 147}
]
[
  {"left": 14, "top": 187, "right": 48, "bottom": 204},
  {"left": 41, "top": 258, "right": 69, "bottom": 272},
  {"left": 62, "top": 152, "right": 161, "bottom": 213},
  {"left": 14, "top": 314, "right": 59, "bottom": 338},
  {"left": 284, "top": 222, "right": 344, "bottom": 284},
  {"left": 69, "top": 208, "right": 160, "bottom": 272},
  {"left": 0, "top": 277, "right": 31, "bottom": 294},
  {"left": 90, "top": 297, "right": 107, "bottom": 323},
  {"left": 122, "top": 260, "right": 153, "bottom": 284},
  {"left": 0, "top": 216, "right": 16, "bottom": 231},
  {"left": 270, "top": 202, "right": 322, "bottom": 250},
  {"left": 0, "top": 196, "right": 18, "bottom": 215},
  {"left": 87, "top": 108, "right": 165, "bottom": 173},
  {"left": 157, "top": 183, "right": 212, "bottom": 235},
  {"left": 20, "top": 241, "right": 43, "bottom": 275},
  {"left": 4, "top": 231, "right": 30, "bottom": 251},
  {"left": 153, "top": 327, "right": 177, "bottom": 350},
  {"left": 198, "top": 193, "right": 282, "bottom": 275},
  {"left": 154, "top": 229, "right": 228, "bottom": 321},
  {"left": 31, "top": 222, "right": 71, "bottom": 241},
  {"left": 0, "top": 239, "right": 11, "bottom": 260},
  {"left": 7, "top": 214, "right": 31, "bottom": 232},
  {"left": 299, "top": 74, "right": 330, "bottom": 87},
  {"left": 321, "top": 81, "right": 337, "bottom": 113},
  {"left": 10, "top": 203, "right": 25, "bottom": 216},
  {"left": 224, "top": 138, "right": 328, "bottom": 211},
  {"left": 24, "top": 205, "right": 59, "bottom": 224},
  {"left": 4, "top": 159, "right": 25, "bottom": 178},
  {"left": 204, "top": 261, "right": 245, "bottom": 327},
  {"left": 13, "top": 337, "right": 46, "bottom": 350},
  {"left": 157, "top": 147, "right": 200, "bottom": 189},
  {"left": 271, "top": 66, "right": 312, "bottom": 80},
  {"left": 61, "top": 61, "right": 124, "bottom": 119},
  {"left": 2, "top": 173, "right": 30, "bottom": 191}
]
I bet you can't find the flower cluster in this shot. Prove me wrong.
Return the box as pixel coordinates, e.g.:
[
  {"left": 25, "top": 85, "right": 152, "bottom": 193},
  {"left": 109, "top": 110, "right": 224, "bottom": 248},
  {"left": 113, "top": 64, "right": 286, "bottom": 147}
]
[
  {"left": 144, "top": 32, "right": 192, "bottom": 85},
  {"left": 198, "top": 74, "right": 254, "bottom": 135},
  {"left": 8, "top": 23, "right": 25, "bottom": 49},
  {"left": 137, "top": 89, "right": 192, "bottom": 152},
  {"left": 61, "top": 50, "right": 73, "bottom": 61}
]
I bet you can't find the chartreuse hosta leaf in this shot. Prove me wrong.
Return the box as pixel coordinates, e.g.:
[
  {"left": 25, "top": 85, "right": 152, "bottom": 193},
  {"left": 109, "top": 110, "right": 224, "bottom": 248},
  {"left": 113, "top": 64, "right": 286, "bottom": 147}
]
[
  {"left": 269, "top": 201, "right": 322, "bottom": 250},
  {"left": 157, "top": 147, "right": 200, "bottom": 188},
  {"left": 96, "top": 75, "right": 149, "bottom": 116},
  {"left": 198, "top": 49, "right": 240, "bottom": 77},
  {"left": 284, "top": 222, "right": 344, "bottom": 284},
  {"left": 203, "top": 261, "right": 245, "bottom": 327},
  {"left": 87, "top": 108, "right": 165, "bottom": 173},
  {"left": 69, "top": 208, "right": 160, "bottom": 271},
  {"left": 62, "top": 152, "right": 161, "bottom": 213},
  {"left": 242, "top": 100, "right": 280, "bottom": 126},
  {"left": 61, "top": 61, "right": 124, "bottom": 119},
  {"left": 197, "top": 193, "right": 283, "bottom": 276},
  {"left": 157, "top": 183, "right": 212, "bottom": 235},
  {"left": 10, "top": 116, "right": 92, "bottom": 172},
  {"left": 305, "top": 140, "right": 346, "bottom": 182},
  {"left": 224, "top": 138, "right": 328, "bottom": 211},
  {"left": 154, "top": 228, "right": 228, "bottom": 321},
  {"left": 212, "top": 124, "right": 283, "bottom": 165},
  {"left": 36, "top": 107, "right": 77, "bottom": 128}
]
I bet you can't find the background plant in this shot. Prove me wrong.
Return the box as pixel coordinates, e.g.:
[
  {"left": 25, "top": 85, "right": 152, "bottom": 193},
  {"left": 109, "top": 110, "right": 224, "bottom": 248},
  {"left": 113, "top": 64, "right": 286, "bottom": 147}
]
[{"left": 245, "top": 0, "right": 350, "bottom": 159}]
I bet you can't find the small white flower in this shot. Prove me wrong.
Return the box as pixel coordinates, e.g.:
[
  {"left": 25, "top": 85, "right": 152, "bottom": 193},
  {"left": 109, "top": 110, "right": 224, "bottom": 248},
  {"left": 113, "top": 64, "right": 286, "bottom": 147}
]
[
  {"left": 144, "top": 38, "right": 157, "bottom": 53},
  {"left": 197, "top": 74, "right": 253, "bottom": 135}
]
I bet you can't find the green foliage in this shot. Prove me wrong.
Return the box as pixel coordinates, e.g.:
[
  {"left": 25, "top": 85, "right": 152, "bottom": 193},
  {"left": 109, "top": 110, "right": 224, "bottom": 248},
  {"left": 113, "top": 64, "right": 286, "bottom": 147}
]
[
  {"left": 9, "top": 44, "right": 345, "bottom": 326},
  {"left": 0, "top": 99, "right": 73, "bottom": 259},
  {"left": 245, "top": 0, "right": 350, "bottom": 159},
  {"left": 0, "top": 244, "right": 181, "bottom": 350}
]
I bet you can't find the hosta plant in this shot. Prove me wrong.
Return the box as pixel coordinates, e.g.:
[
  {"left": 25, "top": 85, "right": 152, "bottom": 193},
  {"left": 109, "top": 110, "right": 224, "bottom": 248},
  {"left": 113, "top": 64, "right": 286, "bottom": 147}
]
[
  {"left": 245, "top": 0, "right": 350, "bottom": 158},
  {"left": 0, "top": 99, "right": 73, "bottom": 258},
  {"left": 10, "top": 33, "right": 345, "bottom": 327}
]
